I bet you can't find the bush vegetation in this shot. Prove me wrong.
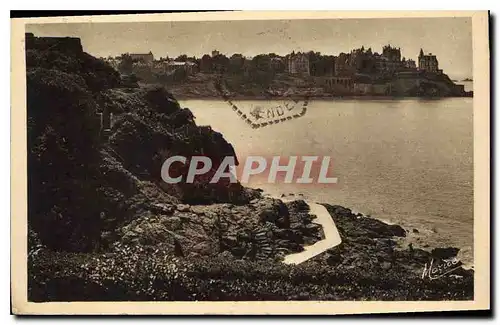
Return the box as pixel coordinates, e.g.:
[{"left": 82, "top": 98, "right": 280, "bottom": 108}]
[{"left": 29, "top": 246, "right": 473, "bottom": 301}]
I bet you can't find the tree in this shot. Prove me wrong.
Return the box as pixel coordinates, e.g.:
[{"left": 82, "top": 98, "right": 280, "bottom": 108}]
[
  {"left": 117, "top": 53, "right": 134, "bottom": 74},
  {"left": 228, "top": 54, "right": 245, "bottom": 73},
  {"left": 175, "top": 54, "right": 188, "bottom": 62},
  {"left": 200, "top": 54, "right": 213, "bottom": 72},
  {"left": 212, "top": 54, "right": 230, "bottom": 73},
  {"left": 172, "top": 67, "right": 188, "bottom": 82},
  {"left": 251, "top": 54, "right": 271, "bottom": 71}
]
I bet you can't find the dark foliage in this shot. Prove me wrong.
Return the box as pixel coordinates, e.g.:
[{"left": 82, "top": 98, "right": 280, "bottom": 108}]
[
  {"left": 26, "top": 37, "right": 248, "bottom": 252},
  {"left": 26, "top": 67, "right": 104, "bottom": 251},
  {"left": 28, "top": 247, "right": 473, "bottom": 301}
]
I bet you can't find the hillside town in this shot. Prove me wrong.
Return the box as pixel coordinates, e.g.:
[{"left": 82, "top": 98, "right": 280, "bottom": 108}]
[{"left": 103, "top": 44, "right": 470, "bottom": 97}]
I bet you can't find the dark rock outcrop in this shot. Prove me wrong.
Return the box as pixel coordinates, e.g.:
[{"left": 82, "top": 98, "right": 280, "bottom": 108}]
[
  {"left": 431, "top": 247, "right": 460, "bottom": 259},
  {"left": 315, "top": 204, "right": 470, "bottom": 286},
  {"left": 327, "top": 205, "right": 406, "bottom": 239},
  {"left": 26, "top": 35, "right": 249, "bottom": 251}
]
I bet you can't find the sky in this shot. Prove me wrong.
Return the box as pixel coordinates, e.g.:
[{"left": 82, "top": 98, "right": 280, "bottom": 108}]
[{"left": 26, "top": 17, "right": 472, "bottom": 80}]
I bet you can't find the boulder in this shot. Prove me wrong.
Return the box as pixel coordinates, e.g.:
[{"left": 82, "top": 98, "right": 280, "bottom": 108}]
[
  {"left": 236, "top": 230, "right": 252, "bottom": 242},
  {"left": 381, "top": 262, "right": 392, "bottom": 270},
  {"left": 221, "top": 235, "right": 238, "bottom": 248},
  {"left": 329, "top": 205, "right": 354, "bottom": 218},
  {"left": 218, "top": 250, "right": 234, "bottom": 259},
  {"left": 352, "top": 236, "right": 376, "bottom": 245},
  {"left": 191, "top": 241, "right": 213, "bottom": 255},
  {"left": 122, "top": 231, "right": 138, "bottom": 244},
  {"left": 326, "top": 250, "right": 342, "bottom": 265},
  {"left": 340, "top": 216, "right": 407, "bottom": 238},
  {"left": 190, "top": 205, "right": 207, "bottom": 215},
  {"left": 176, "top": 204, "right": 191, "bottom": 212},
  {"left": 160, "top": 216, "right": 182, "bottom": 230},
  {"left": 303, "top": 236, "right": 318, "bottom": 245},
  {"left": 412, "top": 248, "right": 432, "bottom": 263},
  {"left": 285, "top": 200, "right": 310, "bottom": 213},
  {"left": 256, "top": 198, "right": 289, "bottom": 224},
  {"left": 431, "top": 247, "right": 460, "bottom": 259},
  {"left": 150, "top": 203, "right": 175, "bottom": 214},
  {"left": 275, "top": 229, "right": 304, "bottom": 244},
  {"left": 230, "top": 246, "right": 247, "bottom": 258},
  {"left": 304, "top": 223, "right": 321, "bottom": 235}
]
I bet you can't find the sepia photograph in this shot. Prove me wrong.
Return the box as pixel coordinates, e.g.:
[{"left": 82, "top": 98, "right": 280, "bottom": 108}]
[{"left": 10, "top": 11, "right": 490, "bottom": 315}]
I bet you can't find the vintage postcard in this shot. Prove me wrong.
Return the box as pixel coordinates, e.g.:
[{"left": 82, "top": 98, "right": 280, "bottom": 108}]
[{"left": 11, "top": 11, "right": 490, "bottom": 315}]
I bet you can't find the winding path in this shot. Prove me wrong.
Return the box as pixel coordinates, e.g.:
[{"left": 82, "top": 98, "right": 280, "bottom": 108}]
[{"left": 282, "top": 201, "right": 342, "bottom": 265}]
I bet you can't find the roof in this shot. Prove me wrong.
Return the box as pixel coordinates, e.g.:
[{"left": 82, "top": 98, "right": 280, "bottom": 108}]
[
  {"left": 422, "top": 54, "right": 438, "bottom": 61},
  {"left": 130, "top": 53, "right": 153, "bottom": 57},
  {"left": 164, "top": 61, "right": 196, "bottom": 66}
]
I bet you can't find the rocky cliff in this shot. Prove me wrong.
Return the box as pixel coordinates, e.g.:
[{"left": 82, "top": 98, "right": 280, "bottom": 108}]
[
  {"left": 26, "top": 35, "right": 322, "bottom": 256},
  {"left": 27, "top": 35, "right": 251, "bottom": 252}
]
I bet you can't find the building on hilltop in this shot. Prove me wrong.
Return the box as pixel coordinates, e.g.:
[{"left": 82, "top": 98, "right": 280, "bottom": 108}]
[
  {"left": 129, "top": 51, "right": 154, "bottom": 65},
  {"left": 323, "top": 76, "right": 354, "bottom": 91},
  {"left": 153, "top": 60, "right": 198, "bottom": 75},
  {"left": 287, "top": 52, "right": 310, "bottom": 75},
  {"left": 374, "top": 45, "right": 403, "bottom": 74},
  {"left": 418, "top": 49, "right": 440, "bottom": 73},
  {"left": 334, "top": 45, "right": 404, "bottom": 77},
  {"left": 382, "top": 45, "right": 401, "bottom": 62},
  {"left": 402, "top": 57, "right": 417, "bottom": 70},
  {"left": 104, "top": 57, "right": 121, "bottom": 70}
]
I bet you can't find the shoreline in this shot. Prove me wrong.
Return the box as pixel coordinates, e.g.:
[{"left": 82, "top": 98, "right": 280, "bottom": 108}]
[
  {"left": 279, "top": 197, "right": 342, "bottom": 265},
  {"left": 271, "top": 192, "right": 474, "bottom": 269}
]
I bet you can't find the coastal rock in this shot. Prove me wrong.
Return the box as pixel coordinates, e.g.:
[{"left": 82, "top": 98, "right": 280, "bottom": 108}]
[
  {"left": 352, "top": 236, "right": 376, "bottom": 245},
  {"left": 412, "top": 248, "right": 432, "bottom": 263},
  {"left": 326, "top": 250, "right": 342, "bottom": 265},
  {"left": 121, "top": 231, "right": 138, "bottom": 244},
  {"left": 329, "top": 205, "right": 353, "bottom": 218},
  {"left": 304, "top": 223, "right": 321, "bottom": 235},
  {"left": 275, "top": 229, "right": 304, "bottom": 244},
  {"left": 191, "top": 241, "right": 213, "bottom": 255},
  {"left": 150, "top": 203, "right": 175, "bottom": 214},
  {"left": 218, "top": 250, "right": 234, "bottom": 259},
  {"left": 303, "top": 236, "right": 319, "bottom": 245},
  {"left": 221, "top": 235, "right": 238, "bottom": 248},
  {"left": 176, "top": 204, "right": 191, "bottom": 212},
  {"left": 160, "top": 216, "right": 182, "bottom": 230},
  {"left": 230, "top": 246, "right": 247, "bottom": 258},
  {"left": 381, "top": 262, "right": 392, "bottom": 270},
  {"left": 285, "top": 200, "right": 310, "bottom": 213},
  {"left": 326, "top": 204, "right": 406, "bottom": 239},
  {"left": 255, "top": 198, "right": 290, "bottom": 224},
  {"left": 431, "top": 247, "right": 460, "bottom": 259}
]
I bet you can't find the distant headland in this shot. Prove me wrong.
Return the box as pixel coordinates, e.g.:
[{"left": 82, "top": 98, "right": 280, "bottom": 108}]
[{"left": 98, "top": 44, "right": 472, "bottom": 99}]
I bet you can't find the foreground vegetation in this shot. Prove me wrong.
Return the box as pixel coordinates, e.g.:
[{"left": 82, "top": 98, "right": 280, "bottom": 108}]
[{"left": 29, "top": 246, "right": 473, "bottom": 301}]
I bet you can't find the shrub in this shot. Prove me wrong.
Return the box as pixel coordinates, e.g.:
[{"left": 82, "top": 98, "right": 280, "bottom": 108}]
[{"left": 29, "top": 250, "right": 474, "bottom": 302}]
